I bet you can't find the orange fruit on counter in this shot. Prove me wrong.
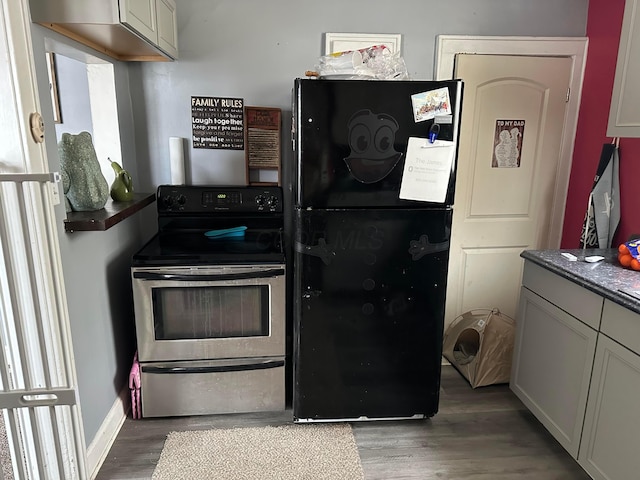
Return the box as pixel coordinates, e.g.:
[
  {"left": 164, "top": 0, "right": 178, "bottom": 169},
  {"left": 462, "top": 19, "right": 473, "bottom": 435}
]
[
  {"left": 619, "top": 243, "right": 630, "bottom": 255},
  {"left": 619, "top": 254, "right": 633, "bottom": 267},
  {"left": 631, "top": 258, "right": 640, "bottom": 271}
]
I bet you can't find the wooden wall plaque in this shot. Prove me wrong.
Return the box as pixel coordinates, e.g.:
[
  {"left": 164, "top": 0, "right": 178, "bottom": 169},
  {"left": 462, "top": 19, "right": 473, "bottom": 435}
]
[{"left": 245, "top": 106, "right": 281, "bottom": 186}]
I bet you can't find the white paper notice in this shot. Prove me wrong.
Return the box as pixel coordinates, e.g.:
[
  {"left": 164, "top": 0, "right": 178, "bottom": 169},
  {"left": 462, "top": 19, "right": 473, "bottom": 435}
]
[{"left": 399, "top": 137, "right": 455, "bottom": 203}]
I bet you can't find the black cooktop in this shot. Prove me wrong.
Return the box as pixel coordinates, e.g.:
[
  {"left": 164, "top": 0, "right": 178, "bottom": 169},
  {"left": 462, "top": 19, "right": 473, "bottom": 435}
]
[
  {"left": 132, "top": 185, "right": 285, "bottom": 267},
  {"left": 132, "top": 227, "right": 284, "bottom": 266}
]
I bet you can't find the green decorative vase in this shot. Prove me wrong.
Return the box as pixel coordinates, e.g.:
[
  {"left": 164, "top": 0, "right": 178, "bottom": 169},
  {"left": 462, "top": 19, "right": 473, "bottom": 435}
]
[
  {"left": 58, "top": 131, "right": 109, "bottom": 212},
  {"left": 110, "top": 161, "right": 134, "bottom": 202}
]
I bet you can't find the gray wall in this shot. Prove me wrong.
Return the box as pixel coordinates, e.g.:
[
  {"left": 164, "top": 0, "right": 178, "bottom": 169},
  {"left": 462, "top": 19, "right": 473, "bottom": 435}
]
[
  {"left": 27, "top": 0, "right": 588, "bottom": 452},
  {"left": 29, "top": 27, "right": 155, "bottom": 446},
  {"left": 130, "top": 0, "right": 589, "bottom": 192}
]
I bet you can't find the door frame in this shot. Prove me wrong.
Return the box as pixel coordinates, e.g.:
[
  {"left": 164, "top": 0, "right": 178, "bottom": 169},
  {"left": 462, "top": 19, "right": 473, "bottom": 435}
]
[
  {"left": 434, "top": 35, "right": 588, "bottom": 248},
  {"left": 1, "top": 0, "right": 88, "bottom": 478}
]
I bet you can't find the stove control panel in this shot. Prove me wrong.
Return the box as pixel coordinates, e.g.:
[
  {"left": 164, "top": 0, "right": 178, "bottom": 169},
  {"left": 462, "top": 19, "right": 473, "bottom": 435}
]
[{"left": 157, "top": 185, "right": 283, "bottom": 213}]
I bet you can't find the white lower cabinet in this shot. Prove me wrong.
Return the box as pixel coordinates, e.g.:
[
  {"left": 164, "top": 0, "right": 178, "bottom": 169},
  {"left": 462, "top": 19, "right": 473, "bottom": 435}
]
[
  {"left": 514, "top": 260, "right": 640, "bottom": 478},
  {"left": 511, "top": 286, "right": 598, "bottom": 457},
  {"left": 578, "top": 322, "right": 640, "bottom": 479}
]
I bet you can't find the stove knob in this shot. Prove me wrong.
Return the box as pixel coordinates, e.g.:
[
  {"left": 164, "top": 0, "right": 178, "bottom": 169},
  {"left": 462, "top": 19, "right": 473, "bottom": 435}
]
[
  {"left": 267, "top": 195, "right": 279, "bottom": 208},
  {"left": 255, "top": 195, "right": 266, "bottom": 207},
  {"left": 177, "top": 194, "right": 186, "bottom": 206},
  {"left": 161, "top": 196, "right": 175, "bottom": 209}
]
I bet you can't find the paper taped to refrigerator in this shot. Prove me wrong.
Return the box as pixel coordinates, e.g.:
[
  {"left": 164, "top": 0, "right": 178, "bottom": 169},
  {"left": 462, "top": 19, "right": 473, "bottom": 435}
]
[{"left": 399, "top": 137, "right": 455, "bottom": 203}]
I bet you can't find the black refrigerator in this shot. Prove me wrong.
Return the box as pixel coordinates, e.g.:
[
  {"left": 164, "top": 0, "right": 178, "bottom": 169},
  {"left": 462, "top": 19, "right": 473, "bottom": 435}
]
[{"left": 291, "top": 78, "right": 463, "bottom": 422}]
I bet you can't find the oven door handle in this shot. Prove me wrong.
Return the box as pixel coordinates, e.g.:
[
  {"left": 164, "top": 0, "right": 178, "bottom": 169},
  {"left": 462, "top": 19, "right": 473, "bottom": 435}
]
[
  {"left": 132, "top": 268, "right": 285, "bottom": 282},
  {"left": 141, "top": 359, "right": 285, "bottom": 374}
]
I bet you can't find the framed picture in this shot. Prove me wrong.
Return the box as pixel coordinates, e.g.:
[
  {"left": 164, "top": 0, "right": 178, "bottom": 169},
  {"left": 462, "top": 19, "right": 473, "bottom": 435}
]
[
  {"left": 46, "top": 52, "right": 62, "bottom": 124},
  {"left": 324, "top": 33, "right": 402, "bottom": 55}
]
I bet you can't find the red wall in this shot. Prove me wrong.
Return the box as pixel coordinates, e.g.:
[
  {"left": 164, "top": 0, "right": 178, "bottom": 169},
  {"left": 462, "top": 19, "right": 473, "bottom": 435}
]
[{"left": 561, "top": 0, "right": 640, "bottom": 248}]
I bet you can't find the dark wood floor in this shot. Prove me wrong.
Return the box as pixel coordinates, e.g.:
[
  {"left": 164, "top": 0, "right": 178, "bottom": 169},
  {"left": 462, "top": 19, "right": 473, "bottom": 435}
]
[{"left": 95, "top": 366, "right": 590, "bottom": 479}]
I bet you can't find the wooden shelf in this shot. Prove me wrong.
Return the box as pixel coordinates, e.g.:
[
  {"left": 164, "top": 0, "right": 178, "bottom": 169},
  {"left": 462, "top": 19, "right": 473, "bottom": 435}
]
[{"left": 64, "top": 193, "right": 156, "bottom": 233}]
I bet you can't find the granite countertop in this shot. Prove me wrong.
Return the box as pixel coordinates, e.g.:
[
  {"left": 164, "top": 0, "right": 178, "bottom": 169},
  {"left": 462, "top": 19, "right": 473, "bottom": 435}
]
[{"left": 521, "top": 248, "right": 640, "bottom": 315}]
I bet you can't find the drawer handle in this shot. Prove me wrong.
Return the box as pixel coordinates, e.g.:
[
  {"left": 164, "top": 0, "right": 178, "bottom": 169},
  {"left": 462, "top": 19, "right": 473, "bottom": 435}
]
[
  {"left": 133, "top": 268, "right": 284, "bottom": 282},
  {"left": 141, "top": 360, "right": 285, "bottom": 374}
]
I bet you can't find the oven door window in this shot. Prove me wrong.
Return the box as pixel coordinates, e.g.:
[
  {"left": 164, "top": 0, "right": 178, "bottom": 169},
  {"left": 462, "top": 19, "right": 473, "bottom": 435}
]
[{"left": 152, "top": 285, "right": 270, "bottom": 340}]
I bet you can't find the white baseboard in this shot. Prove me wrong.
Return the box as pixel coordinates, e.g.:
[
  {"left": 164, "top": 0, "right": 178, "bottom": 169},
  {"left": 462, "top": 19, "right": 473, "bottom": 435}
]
[{"left": 86, "top": 386, "right": 129, "bottom": 479}]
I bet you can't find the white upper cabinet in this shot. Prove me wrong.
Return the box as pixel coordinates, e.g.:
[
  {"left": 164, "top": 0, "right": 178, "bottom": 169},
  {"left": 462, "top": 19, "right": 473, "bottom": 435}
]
[
  {"left": 29, "top": 0, "right": 178, "bottom": 61},
  {"left": 608, "top": 0, "right": 640, "bottom": 137},
  {"left": 119, "top": 0, "right": 178, "bottom": 59},
  {"left": 156, "top": 0, "right": 178, "bottom": 60},
  {"left": 120, "top": 0, "right": 157, "bottom": 45}
]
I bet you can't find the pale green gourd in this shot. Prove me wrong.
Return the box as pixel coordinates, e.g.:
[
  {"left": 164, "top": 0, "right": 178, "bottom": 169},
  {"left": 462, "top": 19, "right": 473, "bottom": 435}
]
[
  {"left": 58, "top": 131, "right": 109, "bottom": 212},
  {"left": 110, "top": 160, "right": 134, "bottom": 202}
]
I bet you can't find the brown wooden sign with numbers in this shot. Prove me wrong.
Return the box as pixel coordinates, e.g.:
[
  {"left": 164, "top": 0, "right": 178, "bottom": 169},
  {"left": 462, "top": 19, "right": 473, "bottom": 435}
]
[{"left": 244, "top": 106, "right": 281, "bottom": 186}]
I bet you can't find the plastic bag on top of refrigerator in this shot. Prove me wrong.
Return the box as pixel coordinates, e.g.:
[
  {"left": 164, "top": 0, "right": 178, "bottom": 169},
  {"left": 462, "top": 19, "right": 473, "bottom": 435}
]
[{"left": 315, "top": 45, "right": 409, "bottom": 80}]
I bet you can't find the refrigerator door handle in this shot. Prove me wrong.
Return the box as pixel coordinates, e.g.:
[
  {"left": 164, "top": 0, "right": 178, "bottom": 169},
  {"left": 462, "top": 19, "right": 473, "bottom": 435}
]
[
  {"left": 295, "top": 238, "right": 335, "bottom": 265},
  {"left": 408, "top": 235, "right": 450, "bottom": 260}
]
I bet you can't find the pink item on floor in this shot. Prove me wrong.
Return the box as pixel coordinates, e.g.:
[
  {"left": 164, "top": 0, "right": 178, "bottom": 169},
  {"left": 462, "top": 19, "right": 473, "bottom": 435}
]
[{"left": 129, "top": 352, "right": 142, "bottom": 419}]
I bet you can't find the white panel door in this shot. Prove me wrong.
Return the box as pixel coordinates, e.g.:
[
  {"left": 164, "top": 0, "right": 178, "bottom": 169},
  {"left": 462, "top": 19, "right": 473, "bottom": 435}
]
[{"left": 445, "top": 54, "right": 572, "bottom": 327}]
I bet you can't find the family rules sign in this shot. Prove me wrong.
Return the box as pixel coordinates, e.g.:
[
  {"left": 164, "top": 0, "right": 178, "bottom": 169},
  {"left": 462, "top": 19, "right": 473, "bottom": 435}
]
[{"left": 191, "top": 96, "right": 244, "bottom": 149}]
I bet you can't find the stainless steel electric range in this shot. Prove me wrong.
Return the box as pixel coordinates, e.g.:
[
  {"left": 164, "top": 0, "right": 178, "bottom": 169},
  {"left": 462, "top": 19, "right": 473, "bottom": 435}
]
[{"left": 131, "top": 185, "right": 286, "bottom": 418}]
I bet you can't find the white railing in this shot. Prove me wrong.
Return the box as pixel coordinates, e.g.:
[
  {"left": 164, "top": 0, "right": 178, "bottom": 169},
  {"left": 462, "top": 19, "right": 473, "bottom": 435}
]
[{"left": 0, "top": 174, "right": 87, "bottom": 480}]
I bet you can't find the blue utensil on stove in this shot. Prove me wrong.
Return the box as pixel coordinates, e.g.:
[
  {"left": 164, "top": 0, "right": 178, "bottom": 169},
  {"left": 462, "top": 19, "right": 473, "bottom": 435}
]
[{"left": 204, "top": 226, "right": 247, "bottom": 238}]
